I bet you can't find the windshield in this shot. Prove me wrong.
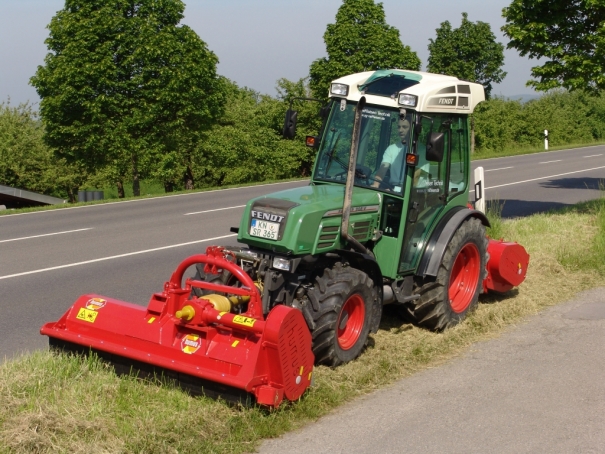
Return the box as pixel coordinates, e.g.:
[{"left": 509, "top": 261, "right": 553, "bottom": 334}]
[{"left": 313, "top": 101, "right": 413, "bottom": 195}]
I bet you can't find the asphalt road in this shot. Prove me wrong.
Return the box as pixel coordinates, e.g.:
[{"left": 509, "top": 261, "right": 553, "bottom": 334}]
[
  {"left": 259, "top": 287, "right": 605, "bottom": 454},
  {"left": 470, "top": 145, "right": 605, "bottom": 217},
  {"left": 0, "top": 146, "right": 603, "bottom": 362}
]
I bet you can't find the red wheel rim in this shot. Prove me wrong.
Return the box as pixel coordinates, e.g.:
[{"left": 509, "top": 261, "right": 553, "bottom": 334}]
[
  {"left": 448, "top": 243, "right": 481, "bottom": 313},
  {"left": 337, "top": 294, "right": 365, "bottom": 350}
]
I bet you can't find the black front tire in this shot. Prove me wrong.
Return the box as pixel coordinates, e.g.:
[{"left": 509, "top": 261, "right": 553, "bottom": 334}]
[
  {"left": 407, "top": 217, "right": 488, "bottom": 331},
  {"left": 302, "top": 263, "right": 377, "bottom": 367},
  {"left": 190, "top": 247, "right": 239, "bottom": 297}
]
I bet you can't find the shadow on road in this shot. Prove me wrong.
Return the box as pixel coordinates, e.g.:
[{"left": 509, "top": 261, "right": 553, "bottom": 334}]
[
  {"left": 486, "top": 199, "right": 570, "bottom": 218},
  {"left": 540, "top": 177, "right": 604, "bottom": 190}
]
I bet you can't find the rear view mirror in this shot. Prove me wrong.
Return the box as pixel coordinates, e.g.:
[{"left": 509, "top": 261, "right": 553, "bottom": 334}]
[
  {"left": 282, "top": 109, "right": 298, "bottom": 139},
  {"left": 426, "top": 132, "right": 444, "bottom": 162}
]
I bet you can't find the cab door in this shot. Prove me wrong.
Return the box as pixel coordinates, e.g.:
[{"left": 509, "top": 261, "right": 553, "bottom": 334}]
[{"left": 398, "top": 114, "right": 451, "bottom": 273}]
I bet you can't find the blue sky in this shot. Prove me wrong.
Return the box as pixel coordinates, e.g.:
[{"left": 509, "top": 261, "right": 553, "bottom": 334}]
[{"left": 0, "top": 0, "right": 539, "bottom": 106}]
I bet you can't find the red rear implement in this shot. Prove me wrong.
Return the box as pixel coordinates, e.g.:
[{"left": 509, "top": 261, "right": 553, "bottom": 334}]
[{"left": 41, "top": 249, "right": 314, "bottom": 408}]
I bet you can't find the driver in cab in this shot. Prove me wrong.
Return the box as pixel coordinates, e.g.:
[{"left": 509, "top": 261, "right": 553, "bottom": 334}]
[{"left": 372, "top": 116, "right": 429, "bottom": 192}]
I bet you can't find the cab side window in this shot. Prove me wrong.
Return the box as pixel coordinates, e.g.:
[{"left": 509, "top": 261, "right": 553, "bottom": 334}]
[{"left": 448, "top": 116, "right": 469, "bottom": 195}]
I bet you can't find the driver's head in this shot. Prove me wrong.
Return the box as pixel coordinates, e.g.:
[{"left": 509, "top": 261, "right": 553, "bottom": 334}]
[{"left": 398, "top": 118, "right": 411, "bottom": 142}]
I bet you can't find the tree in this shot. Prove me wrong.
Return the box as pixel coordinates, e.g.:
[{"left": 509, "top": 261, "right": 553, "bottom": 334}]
[
  {"left": 309, "top": 0, "right": 421, "bottom": 99},
  {"left": 0, "top": 102, "right": 82, "bottom": 201},
  {"left": 427, "top": 13, "right": 506, "bottom": 98},
  {"left": 193, "top": 79, "right": 317, "bottom": 188},
  {"left": 30, "top": 0, "right": 225, "bottom": 196},
  {"left": 502, "top": 1, "right": 605, "bottom": 92}
]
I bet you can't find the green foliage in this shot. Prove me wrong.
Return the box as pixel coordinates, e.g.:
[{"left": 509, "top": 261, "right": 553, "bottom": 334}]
[
  {"left": 502, "top": 0, "right": 605, "bottom": 92},
  {"left": 0, "top": 102, "right": 81, "bottom": 200},
  {"left": 30, "top": 0, "right": 225, "bottom": 196},
  {"left": 309, "top": 0, "right": 421, "bottom": 99},
  {"left": 192, "top": 79, "right": 317, "bottom": 187},
  {"left": 427, "top": 12, "right": 506, "bottom": 98},
  {"left": 473, "top": 90, "right": 605, "bottom": 153}
]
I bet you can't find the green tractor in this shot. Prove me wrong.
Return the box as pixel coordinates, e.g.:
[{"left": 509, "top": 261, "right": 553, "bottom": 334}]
[
  {"left": 42, "top": 69, "right": 529, "bottom": 407},
  {"left": 197, "top": 69, "right": 528, "bottom": 367}
]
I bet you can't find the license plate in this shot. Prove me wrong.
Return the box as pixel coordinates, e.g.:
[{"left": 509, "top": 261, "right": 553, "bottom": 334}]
[{"left": 250, "top": 219, "right": 279, "bottom": 240}]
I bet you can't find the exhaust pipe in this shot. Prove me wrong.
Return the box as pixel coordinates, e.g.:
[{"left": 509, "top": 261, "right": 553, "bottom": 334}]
[{"left": 341, "top": 96, "right": 371, "bottom": 255}]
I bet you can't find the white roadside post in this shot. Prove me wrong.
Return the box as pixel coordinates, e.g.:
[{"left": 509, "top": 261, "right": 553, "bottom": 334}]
[
  {"left": 544, "top": 129, "right": 549, "bottom": 150},
  {"left": 474, "top": 166, "right": 485, "bottom": 213}
]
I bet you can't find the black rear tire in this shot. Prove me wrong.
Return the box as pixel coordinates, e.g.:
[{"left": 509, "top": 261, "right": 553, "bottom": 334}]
[
  {"left": 302, "top": 263, "right": 377, "bottom": 367},
  {"left": 190, "top": 246, "right": 240, "bottom": 297},
  {"left": 406, "top": 217, "right": 488, "bottom": 331}
]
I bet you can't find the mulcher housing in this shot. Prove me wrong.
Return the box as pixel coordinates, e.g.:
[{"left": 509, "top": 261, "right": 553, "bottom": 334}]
[{"left": 42, "top": 70, "right": 529, "bottom": 407}]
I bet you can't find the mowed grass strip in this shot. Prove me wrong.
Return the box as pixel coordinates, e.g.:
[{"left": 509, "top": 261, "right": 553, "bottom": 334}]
[{"left": 1, "top": 196, "right": 605, "bottom": 454}]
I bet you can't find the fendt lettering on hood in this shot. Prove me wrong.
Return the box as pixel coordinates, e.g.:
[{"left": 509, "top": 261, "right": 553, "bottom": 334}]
[{"left": 251, "top": 211, "right": 285, "bottom": 223}]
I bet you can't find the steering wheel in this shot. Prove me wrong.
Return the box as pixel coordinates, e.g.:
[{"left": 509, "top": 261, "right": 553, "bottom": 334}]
[{"left": 334, "top": 165, "right": 375, "bottom": 185}]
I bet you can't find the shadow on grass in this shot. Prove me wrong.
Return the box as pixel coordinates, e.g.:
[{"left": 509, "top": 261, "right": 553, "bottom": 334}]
[{"left": 479, "top": 288, "right": 520, "bottom": 305}]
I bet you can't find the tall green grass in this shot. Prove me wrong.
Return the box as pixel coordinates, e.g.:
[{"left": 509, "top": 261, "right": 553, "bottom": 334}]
[
  {"left": 557, "top": 189, "right": 605, "bottom": 275},
  {"left": 485, "top": 199, "right": 505, "bottom": 240}
]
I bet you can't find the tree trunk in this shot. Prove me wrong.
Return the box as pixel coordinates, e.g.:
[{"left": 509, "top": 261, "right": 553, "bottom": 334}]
[
  {"left": 68, "top": 187, "right": 77, "bottom": 203},
  {"left": 132, "top": 154, "right": 140, "bottom": 197},
  {"left": 117, "top": 181, "right": 125, "bottom": 198},
  {"left": 184, "top": 165, "right": 194, "bottom": 190},
  {"left": 164, "top": 182, "right": 174, "bottom": 193}
]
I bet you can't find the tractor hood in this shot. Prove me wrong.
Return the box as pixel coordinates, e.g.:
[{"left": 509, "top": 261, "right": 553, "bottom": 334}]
[{"left": 238, "top": 184, "right": 382, "bottom": 255}]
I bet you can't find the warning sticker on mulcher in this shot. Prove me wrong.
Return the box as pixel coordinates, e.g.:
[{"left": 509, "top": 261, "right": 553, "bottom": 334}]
[
  {"left": 181, "top": 334, "right": 201, "bottom": 354},
  {"left": 232, "top": 315, "right": 256, "bottom": 328},
  {"left": 85, "top": 297, "right": 106, "bottom": 310},
  {"left": 76, "top": 308, "right": 98, "bottom": 323}
]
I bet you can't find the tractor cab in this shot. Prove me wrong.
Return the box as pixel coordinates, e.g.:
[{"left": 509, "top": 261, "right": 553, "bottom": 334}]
[{"left": 286, "top": 70, "right": 486, "bottom": 278}]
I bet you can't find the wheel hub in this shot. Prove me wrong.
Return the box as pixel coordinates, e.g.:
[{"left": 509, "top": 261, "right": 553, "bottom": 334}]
[
  {"left": 337, "top": 294, "right": 365, "bottom": 350},
  {"left": 448, "top": 243, "right": 481, "bottom": 313}
]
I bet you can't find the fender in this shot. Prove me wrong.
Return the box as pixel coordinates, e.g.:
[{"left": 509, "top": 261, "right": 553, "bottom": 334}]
[
  {"left": 417, "top": 207, "right": 490, "bottom": 278},
  {"left": 335, "top": 249, "right": 383, "bottom": 333}
]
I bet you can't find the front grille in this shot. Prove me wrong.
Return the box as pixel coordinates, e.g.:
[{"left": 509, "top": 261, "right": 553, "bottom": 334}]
[
  {"left": 351, "top": 221, "right": 371, "bottom": 240},
  {"left": 317, "top": 225, "right": 339, "bottom": 250}
]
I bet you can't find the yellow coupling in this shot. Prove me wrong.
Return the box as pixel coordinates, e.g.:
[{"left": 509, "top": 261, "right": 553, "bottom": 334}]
[
  {"left": 175, "top": 305, "right": 195, "bottom": 321},
  {"left": 202, "top": 294, "right": 236, "bottom": 313},
  {"left": 203, "top": 282, "right": 263, "bottom": 313}
]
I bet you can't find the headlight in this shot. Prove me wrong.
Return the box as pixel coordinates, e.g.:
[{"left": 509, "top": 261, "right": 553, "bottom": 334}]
[
  {"left": 398, "top": 94, "right": 418, "bottom": 107},
  {"left": 272, "top": 257, "right": 291, "bottom": 272},
  {"left": 330, "top": 83, "right": 349, "bottom": 96}
]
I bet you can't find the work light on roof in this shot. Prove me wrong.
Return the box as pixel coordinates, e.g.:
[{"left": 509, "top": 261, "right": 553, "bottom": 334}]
[
  {"left": 398, "top": 93, "right": 417, "bottom": 107},
  {"left": 330, "top": 83, "right": 349, "bottom": 96}
]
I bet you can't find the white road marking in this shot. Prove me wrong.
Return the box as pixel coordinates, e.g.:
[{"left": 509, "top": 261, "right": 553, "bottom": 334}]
[
  {"left": 583, "top": 154, "right": 603, "bottom": 158},
  {"left": 472, "top": 144, "right": 605, "bottom": 163},
  {"left": 0, "top": 228, "right": 92, "bottom": 244},
  {"left": 184, "top": 205, "right": 246, "bottom": 216},
  {"left": 485, "top": 166, "right": 513, "bottom": 172},
  {"left": 0, "top": 180, "right": 308, "bottom": 218},
  {"left": 540, "top": 160, "right": 562, "bottom": 164},
  {"left": 469, "top": 165, "right": 605, "bottom": 194},
  {"left": 0, "top": 233, "right": 237, "bottom": 280}
]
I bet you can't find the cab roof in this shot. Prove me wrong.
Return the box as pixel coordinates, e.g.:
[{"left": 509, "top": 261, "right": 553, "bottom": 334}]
[{"left": 331, "top": 69, "right": 485, "bottom": 114}]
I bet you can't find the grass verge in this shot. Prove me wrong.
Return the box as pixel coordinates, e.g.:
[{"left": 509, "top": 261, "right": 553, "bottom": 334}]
[
  {"left": 1, "top": 197, "right": 605, "bottom": 453},
  {"left": 0, "top": 177, "right": 308, "bottom": 217}
]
